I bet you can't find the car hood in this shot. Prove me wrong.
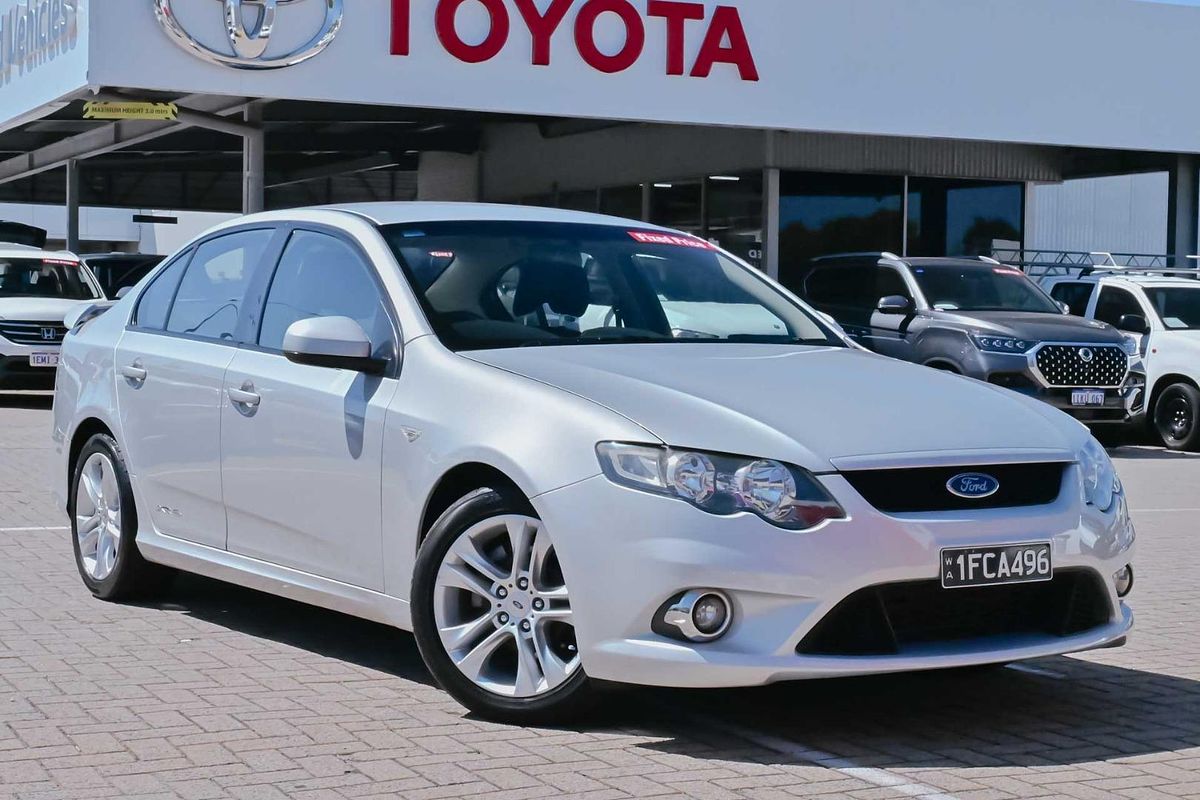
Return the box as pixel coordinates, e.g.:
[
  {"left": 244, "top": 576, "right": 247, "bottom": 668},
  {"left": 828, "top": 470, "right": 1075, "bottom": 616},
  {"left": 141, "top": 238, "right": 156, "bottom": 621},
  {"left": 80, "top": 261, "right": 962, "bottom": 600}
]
[
  {"left": 0, "top": 297, "right": 94, "bottom": 322},
  {"left": 464, "top": 343, "right": 1086, "bottom": 471},
  {"left": 933, "top": 311, "right": 1123, "bottom": 343}
]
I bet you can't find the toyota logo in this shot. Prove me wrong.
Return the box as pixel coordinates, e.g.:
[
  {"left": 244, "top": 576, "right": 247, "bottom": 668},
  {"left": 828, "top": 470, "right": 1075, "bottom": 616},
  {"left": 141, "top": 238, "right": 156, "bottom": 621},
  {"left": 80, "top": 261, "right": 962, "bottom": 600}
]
[
  {"left": 154, "top": 0, "right": 344, "bottom": 70},
  {"left": 1078, "top": 347, "right": 1095, "bottom": 363}
]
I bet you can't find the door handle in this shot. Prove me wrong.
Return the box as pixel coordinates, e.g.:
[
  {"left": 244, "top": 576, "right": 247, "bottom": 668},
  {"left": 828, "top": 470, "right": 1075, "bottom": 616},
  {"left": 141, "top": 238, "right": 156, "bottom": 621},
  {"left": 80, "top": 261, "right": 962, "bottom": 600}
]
[
  {"left": 119, "top": 362, "right": 147, "bottom": 384},
  {"left": 228, "top": 383, "right": 261, "bottom": 409}
]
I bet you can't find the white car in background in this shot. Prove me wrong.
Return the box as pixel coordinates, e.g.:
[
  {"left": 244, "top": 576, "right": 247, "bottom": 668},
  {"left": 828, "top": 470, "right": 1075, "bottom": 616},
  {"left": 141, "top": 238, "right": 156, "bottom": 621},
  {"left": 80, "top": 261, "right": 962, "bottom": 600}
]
[
  {"left": 53, "top": 204, "right": 1135, "bottom": 723},
  {"left": 1043, "top": 269, "right": 1200, "bottom": 450},
  {"left": 0, "top": 245, "right": 103, "bottom": 391}
]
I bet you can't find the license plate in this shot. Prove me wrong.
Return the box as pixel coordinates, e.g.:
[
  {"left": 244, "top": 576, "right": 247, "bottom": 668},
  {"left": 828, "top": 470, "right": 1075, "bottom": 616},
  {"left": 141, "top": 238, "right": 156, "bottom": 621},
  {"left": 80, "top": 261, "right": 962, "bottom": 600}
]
[
  {"left": 29, "top": 352, "right": 59, "bottom": 368},
  {"left": 940, "top": 543, "right": 1052, "bottom": 589},
  {"left": 1071, "top": 389, "right": 1105, "bottom": 406}
]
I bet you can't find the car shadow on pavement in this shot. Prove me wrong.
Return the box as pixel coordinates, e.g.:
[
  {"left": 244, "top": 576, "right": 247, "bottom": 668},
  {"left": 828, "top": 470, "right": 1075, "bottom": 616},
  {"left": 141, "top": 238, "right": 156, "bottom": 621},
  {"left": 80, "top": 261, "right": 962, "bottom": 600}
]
[
  {"left": 149, "top": 572, "right": 1200, "bottom": 769},
  {"left": 153, "top": 572, "right": 438, "bottom": 687},
  {"left": 1109, "top": 445, "right": 1200, "bottom": 460},
  {"left": 0, "top": 392, "right": 52, "bottom": 410},
  {"left": 620, "top": 659, "right": 1200, "bottom": 769}
]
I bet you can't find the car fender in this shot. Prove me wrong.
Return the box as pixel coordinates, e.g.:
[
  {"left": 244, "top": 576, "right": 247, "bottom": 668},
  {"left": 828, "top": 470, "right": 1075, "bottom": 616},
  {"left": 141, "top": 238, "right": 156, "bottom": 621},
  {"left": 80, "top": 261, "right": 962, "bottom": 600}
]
[{"left": 912, "top": 324, "right": 975, "bottom": 374}]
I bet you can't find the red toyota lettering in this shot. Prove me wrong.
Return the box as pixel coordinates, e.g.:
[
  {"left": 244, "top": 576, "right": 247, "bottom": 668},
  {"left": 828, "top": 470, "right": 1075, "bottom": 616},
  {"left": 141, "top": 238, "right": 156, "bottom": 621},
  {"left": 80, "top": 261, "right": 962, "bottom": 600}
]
[
  {"left": 691, "top": 5, "right": 759, "bottom": 81},
  {"left": 574, "top": 0, "right": 645, "bottom": 74},
  {"left": 436, "top": 0, "right": 511, "bottom": 64},
  {"left": 646, "top": 0, "right": 704, "bottom": 76},
  {"left": 512, "top": 0, "right": 573, "bottom": 66}
]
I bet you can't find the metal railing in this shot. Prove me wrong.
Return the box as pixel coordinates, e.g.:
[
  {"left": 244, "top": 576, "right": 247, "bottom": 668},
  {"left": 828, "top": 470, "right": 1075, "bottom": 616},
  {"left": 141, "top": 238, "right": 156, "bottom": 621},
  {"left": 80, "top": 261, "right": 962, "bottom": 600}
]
[{"left": 990, "top": 248, "right": 1179, "bottom": 279}]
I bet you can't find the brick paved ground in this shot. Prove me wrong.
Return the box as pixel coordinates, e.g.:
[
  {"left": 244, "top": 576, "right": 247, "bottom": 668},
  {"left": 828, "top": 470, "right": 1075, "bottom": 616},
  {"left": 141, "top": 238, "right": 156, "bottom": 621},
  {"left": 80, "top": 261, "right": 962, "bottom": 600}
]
[{"left": 2, "top": 392, "right": 1199, "bottom": 800}]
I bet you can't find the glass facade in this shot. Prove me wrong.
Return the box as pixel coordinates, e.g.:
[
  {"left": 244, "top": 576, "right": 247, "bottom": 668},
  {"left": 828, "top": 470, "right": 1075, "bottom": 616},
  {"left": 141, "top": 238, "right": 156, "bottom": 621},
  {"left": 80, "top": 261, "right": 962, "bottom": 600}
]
[{"left": 520, "top": 171, "right": 1023, "bottom": 292}]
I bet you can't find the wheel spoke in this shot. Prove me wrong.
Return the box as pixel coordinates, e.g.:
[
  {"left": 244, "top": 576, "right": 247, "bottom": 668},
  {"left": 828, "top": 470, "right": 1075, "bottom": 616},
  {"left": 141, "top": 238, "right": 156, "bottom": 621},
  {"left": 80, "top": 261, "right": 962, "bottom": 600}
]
[
  {"left": 77, "top": 518, "right": 100, "bottom": 556},
  {"left": 448, "top": 535, "right": 507, "bottom": 583},
  {"left": 438, "top": 612, "right": 495, "bottom": 653},
  {"left": 437, "top": 562, "right": 495, "bottom": 601},
  {"left": 535, "top": 605, "right": 573, "bottom": 625},
  {"left": 80, "top": 468, "right": 101, "bottom": 510},
  {"left": 99, "top": 465, "right": 120, "bottom": 511},
  {"left": 529, "top": 530, "right": 554, "bottom": 590},
  {"left": 538, "top": 585, "right": 570, "bottom": 602},
  {"left": 513, "top": 633, "right": 543, "bottom": 697},
  {"left": 532, "top": 626, "right": 571, "bottom": 689},
  {"left": 454, "top": 627, "right": 510, "bottom": 683},
  {"left": 506, "top": 518, "right": 536, "bottom": 579}
]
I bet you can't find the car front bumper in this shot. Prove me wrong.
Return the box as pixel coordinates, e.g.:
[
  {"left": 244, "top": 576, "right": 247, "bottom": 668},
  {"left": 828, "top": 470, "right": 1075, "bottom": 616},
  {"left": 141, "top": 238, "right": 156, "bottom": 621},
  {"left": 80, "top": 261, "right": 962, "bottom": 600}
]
[
  {"left": 533, "top": 466, "right": 1135, "bottom": 688},
  {"left": 0, "top": 354, "right": 57, "bottom": 390},
  {"left": 977, "top": 353, "right": 1145, "bottom": 426}
]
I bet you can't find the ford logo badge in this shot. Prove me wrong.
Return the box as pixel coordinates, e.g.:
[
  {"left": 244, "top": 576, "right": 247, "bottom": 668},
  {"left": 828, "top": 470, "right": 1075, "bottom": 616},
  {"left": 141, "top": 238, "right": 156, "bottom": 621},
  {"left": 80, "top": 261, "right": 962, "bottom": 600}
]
[{"left": 946, "top": 472, "right": 1000, "bottom": 499}]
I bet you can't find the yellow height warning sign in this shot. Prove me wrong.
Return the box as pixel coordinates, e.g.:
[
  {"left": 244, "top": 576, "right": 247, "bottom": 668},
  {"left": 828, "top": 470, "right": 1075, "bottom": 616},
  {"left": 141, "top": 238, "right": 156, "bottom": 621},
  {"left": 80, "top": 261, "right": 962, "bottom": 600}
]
[{"left": 82, "top": 102, "right": 179, "bottom": 121}]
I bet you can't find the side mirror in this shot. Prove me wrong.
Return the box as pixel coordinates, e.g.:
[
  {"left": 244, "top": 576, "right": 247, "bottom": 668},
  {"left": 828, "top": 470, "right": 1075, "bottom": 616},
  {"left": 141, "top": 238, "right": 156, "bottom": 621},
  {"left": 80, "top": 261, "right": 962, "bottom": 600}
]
[
  {"left": 282, "top": 316, "right": 387, "bottom": 374},
  {"left": 876, "top": 295, "right": 913, "bottom": 315},
  {"left": 1117, "top": 313, "right": 1150, "bottom": 335},
  {"left": 1058, "top": 301, "right": 1070, "bottom": 315}
]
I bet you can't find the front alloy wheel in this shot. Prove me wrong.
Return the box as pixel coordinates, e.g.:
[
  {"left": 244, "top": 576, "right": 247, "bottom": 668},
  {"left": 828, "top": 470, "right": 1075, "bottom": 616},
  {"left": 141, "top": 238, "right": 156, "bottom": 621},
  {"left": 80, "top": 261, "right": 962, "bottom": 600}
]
[{"left": 412, "top": 489, "right": 593, "bottom": 723}]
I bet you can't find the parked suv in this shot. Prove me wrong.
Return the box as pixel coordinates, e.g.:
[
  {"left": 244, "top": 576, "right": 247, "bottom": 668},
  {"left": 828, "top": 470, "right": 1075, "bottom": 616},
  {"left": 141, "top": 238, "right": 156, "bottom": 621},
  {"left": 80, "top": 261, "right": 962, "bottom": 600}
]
[
  {"left": 0, "top": 244, "right": 103, "bottom": 390},
  {"left": 1042, "top": 268, "right": 1200, "bottom": 450},
  {"left": 798, "top": 253, "right": 1146, "bottom": 428},
  {"left": 81, "top": 253, "right": 164, "bottom": 300}
]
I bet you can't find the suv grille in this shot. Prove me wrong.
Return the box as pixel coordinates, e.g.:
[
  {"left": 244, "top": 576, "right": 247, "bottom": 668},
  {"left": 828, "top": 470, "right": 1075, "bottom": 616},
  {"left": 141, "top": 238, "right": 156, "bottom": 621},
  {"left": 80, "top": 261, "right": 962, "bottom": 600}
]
[
  {"left": 797, "top": 570, "right": 1111, "bottom": 656},
  {"left": 0, "top": 320, "right": 67, "bottom": 346},
  {"left": 1034, "top": 344, "right": 1127, "bottom": 388},
  {"left": 842, "top": 462, "right": 1066, "bottom": 513}
]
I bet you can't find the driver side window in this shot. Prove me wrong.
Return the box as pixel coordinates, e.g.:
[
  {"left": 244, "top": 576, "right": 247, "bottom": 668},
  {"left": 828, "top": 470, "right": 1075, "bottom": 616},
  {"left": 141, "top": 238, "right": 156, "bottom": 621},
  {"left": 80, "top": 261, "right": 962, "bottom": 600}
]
[{"left": 1094, "top": 286, "right": 1143, "bottom": 328}]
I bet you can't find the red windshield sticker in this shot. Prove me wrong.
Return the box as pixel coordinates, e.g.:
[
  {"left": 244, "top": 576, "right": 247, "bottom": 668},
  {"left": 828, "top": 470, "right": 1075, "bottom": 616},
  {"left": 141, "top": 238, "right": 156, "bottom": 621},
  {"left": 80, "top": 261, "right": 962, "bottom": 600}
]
[
  {"left": 628, "top": 231, "right": 717, "bottom": 250},
  {"left": 428, "top": 251, "right": 454, "bottom": 259},
  {"left": 42, "top": 258, "right": 79, "bottom": 267},
  {"left": 993, "top": 268, "right": 1024, "bottom": 277}
]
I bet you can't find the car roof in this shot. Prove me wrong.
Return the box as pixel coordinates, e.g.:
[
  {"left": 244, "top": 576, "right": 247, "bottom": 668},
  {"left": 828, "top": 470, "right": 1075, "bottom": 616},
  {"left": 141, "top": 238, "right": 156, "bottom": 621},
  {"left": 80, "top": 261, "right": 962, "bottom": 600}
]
[
  {"left": 231, "top": 202, "right": 679, "bottom": 231},
  {"left": 0, "top": 243, "right": 80, "bottom": 261},
  {"left": 1054, "top": 273, "right": 1200, "bottom": 288}
]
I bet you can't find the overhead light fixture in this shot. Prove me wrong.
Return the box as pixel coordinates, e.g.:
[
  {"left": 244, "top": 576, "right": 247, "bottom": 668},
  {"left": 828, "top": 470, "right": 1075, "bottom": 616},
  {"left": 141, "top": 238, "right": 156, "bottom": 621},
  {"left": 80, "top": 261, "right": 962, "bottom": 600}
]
[
  {"left": 709, "top": 175, "right": 741, "bottom": 182},
  {"left": 654, "top": 183, "right": 674, "bottom": 189}
]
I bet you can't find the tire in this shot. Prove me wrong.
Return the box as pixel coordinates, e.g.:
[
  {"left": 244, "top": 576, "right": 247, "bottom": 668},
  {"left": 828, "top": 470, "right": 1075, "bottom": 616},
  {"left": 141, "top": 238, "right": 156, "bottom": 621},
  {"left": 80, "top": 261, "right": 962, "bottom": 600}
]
[
  {"left": 1153, "top": 382, "right": 1200, "bottom": 451},
  {"left": 69, "top": 433, "right": 172, "bottom": 601},
  {"left": 412, "top": 487, "right": 595, "bottom": 724}
]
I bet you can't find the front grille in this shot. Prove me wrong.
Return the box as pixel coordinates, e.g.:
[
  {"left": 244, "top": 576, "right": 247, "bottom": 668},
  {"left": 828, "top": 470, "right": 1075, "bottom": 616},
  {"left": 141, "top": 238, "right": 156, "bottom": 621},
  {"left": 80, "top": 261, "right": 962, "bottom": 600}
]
[
  {"left": 0, "top": 320, "right": 67, "bottom": 346},
  {"left": 1034, "top": 344, "right": 1127, "bottom": 388},
  {"left": 842, "top": 462, "right": 1066, "bottom": 513},
  {"left": 797, "top": 570, "right": 1111, "bottom": 656}
]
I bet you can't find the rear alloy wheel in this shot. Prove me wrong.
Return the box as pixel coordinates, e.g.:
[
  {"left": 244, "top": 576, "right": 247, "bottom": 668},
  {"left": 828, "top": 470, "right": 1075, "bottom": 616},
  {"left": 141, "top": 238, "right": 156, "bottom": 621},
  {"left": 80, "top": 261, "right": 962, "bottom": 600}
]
[
  {"left": 1154, "top": 383, "right": 1200, "bottom": 451},
  {"left": 70, "top": 434, "right": 171, "bottom": 600},
  {"left": 412, "top": 489, "right": 594, "bottom": 724}
]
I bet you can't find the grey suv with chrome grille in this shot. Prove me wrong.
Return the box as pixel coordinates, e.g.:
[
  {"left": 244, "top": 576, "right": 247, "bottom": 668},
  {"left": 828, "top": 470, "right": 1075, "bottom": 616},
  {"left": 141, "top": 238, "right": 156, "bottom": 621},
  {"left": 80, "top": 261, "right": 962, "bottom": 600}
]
[{"left": 798, "top": 253, "right": 1146, "bottom": 428}]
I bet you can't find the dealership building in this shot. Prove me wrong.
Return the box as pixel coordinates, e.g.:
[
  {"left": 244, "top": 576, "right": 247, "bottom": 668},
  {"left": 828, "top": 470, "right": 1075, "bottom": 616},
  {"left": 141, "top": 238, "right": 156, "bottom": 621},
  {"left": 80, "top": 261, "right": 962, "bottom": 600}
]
[{"left": 0, "top": 0, "right": 1197, "bottom": 290}]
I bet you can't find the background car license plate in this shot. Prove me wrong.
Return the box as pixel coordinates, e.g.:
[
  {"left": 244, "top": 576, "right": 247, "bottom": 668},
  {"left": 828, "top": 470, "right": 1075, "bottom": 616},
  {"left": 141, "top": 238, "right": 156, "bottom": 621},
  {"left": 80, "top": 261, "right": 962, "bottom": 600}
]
[
  {"left": 29, "top": 353, "right": 59, "bottom": 368},
  {"left": 1071, "top": 389, "right": 1105, "bottom": 406},
  {"left": 941, "top": 543, "right": 1052, "bottom": 588}
]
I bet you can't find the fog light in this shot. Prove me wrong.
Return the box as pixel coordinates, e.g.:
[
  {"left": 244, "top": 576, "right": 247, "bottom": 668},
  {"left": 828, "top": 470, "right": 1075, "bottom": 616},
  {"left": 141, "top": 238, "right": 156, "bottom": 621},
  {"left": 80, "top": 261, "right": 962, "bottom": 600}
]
[
  {"left": 1114, "top": 565, "right": 1134, "bottom": 598},
  {"left": 657, "top": 589, "right": 733, "bottom": 642}
]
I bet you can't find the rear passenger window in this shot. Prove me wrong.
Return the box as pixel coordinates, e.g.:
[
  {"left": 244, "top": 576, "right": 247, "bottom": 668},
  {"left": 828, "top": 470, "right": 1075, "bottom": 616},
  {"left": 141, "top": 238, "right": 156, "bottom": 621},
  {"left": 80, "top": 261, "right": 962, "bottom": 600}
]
[
  {"left": 1049, "top": 282, "right": 1095, "bottom": 316},
  {"left": 166, "top": 230, "right": 273, "bottom": 342},
  {"left": 134, "top": 252, "right": 191, "bottom": 330}
]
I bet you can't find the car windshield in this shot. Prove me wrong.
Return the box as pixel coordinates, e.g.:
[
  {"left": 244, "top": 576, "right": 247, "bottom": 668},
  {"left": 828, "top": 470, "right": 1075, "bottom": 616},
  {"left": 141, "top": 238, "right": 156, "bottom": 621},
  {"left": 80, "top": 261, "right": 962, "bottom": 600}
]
[
  {"left": 1144, "top": 286, "right": 1200, "bottom": 330},
  {"left": 911, "top": 263, "right": 1060, "bottom": 313},
  {"left": 0, "top": 257, "right": 97, "bottom": 300},
  {"left": 381, "top": 221, "right": 839, "bottom": 350}
]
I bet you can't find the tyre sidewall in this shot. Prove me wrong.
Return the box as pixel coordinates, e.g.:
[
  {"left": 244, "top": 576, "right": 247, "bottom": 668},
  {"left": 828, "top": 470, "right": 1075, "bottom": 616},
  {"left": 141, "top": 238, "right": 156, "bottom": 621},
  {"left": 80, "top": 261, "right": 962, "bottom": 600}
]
[
  {"left": 411, "top": 487, "right": 592, "bottom": 724},
  {"left": 69, "top": 433, "right": 143, "bottom": 600},
  {"left": 1155, "top": 383, "right": 1200, "bottom": 451}
]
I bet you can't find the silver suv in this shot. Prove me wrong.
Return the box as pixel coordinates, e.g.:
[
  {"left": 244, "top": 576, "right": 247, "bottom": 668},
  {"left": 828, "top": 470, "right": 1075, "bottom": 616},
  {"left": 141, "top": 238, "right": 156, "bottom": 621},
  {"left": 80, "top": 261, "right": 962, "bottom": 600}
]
[{"left": 798, "top": 253, "right": 1146, "bottom": 429}]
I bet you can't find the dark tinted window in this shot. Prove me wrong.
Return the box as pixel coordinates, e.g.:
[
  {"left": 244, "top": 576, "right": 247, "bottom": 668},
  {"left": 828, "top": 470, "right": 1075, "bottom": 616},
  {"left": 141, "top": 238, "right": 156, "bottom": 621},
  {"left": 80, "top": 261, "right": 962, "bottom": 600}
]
[
  {"left": 1144, "top": 287, "right": 1200, "bottom": 330},
  {"left": 259, "top": 231, "right": 395, "bottom": 356},
  {"left": 1049, "top": 282, "right": 1095, "bottom": 316},
  {"left": 803, "top": 262, "right": 908, "bottom": 311},
  {"left": 0, "top": 257, "right": 97, "bottom": 300},
  {"left": 134, "top": 252, "right": 191, "bottom": 330},
  {"left": 910, "top": 263, "right": 1059, "bottom": 313},
  {"left": 166, "top": 230, "right": 273, "bottom": 342},
  {"left": 1094, "top": 286, "right": 1144, "bottom": 327},
  {"left": 88, "top": 255, "right": 163, "bottom": 298}
]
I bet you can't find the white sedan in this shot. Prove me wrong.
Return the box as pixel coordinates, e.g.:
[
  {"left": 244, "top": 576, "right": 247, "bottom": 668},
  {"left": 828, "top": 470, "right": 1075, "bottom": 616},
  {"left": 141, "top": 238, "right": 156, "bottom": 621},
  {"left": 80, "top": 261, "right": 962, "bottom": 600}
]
[{"left": 52, "top": 203, "right": 1135, "bottom": 723}]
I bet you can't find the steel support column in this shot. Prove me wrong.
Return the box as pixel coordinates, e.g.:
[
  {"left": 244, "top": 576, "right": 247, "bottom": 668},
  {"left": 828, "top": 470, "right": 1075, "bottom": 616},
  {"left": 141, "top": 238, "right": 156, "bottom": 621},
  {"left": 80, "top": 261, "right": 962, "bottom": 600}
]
[
  {"left": 1167, "top": 154, "right": 1199, "bottom": 267},
  {"left": 65, "top": 159, "right": 80, "bottom": 252},
  {"left": 763, "top": 167, "right": 781, "bottom": 280},
  {"left": 243, "top": 103, "right": 265, "bottom": 214}
]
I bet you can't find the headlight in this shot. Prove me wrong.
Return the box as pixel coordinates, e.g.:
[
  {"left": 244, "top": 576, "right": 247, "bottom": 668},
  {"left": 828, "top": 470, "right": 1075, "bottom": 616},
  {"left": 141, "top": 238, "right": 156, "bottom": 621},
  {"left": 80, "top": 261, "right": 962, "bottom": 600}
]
[
  {"left": 971, "top": 334, "right": 1036, "bottom": 354},
  {"left": 596, "top": 442, "right": 846, "bottom": 530},
  {"left": 1120, "top": 335, "right": 1139, "bottom": 356},
  {"left": 1078, "top": 436, "right": 1119, "bottom": 512}
]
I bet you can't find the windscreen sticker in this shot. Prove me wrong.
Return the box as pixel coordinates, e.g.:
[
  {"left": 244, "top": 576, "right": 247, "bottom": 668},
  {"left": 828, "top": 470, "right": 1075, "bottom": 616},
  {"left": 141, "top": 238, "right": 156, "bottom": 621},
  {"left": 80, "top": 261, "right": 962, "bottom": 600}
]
[
  {"left": 42, "top": 258, "right": 78, "bottom": 266},
  {"left": 628, "top": 231, "right": 717, "bottom": 250},
  {"left": 428, "top": 251, "right": 454, "bottom": 259},
  {"left": 992, "top": 267, "right": 1025, "bottom": 277}
]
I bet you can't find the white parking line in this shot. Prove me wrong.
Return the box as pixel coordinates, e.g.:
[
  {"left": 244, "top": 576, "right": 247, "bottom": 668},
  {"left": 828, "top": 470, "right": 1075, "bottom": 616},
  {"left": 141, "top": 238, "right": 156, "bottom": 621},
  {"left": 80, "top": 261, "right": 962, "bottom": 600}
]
[
  {"left": 0, "top": 526, "right": 67, "bottom": 532},
  {"left": 719, "top": 722, "right": 961, "bottom": 800},
  {"left": 1129, "top": 507, "right": 1200, "bottom": 513}
]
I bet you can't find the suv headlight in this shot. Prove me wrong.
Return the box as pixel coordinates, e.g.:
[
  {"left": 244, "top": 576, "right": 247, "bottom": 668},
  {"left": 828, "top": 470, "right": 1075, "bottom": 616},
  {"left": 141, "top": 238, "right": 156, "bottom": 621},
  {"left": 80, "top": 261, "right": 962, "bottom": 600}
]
[
  {"left": 971, "top": 334, "right": 1036, "bottom": 354},
  {"left": 1120, "top": 335, "right": 1139, "bottom": 356},
  {"left": 1078, "top": 436, "right": 1119, "bottom": 512},
  {"left": 596, "top": 442, "right": 846, "bottom": 530}
]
